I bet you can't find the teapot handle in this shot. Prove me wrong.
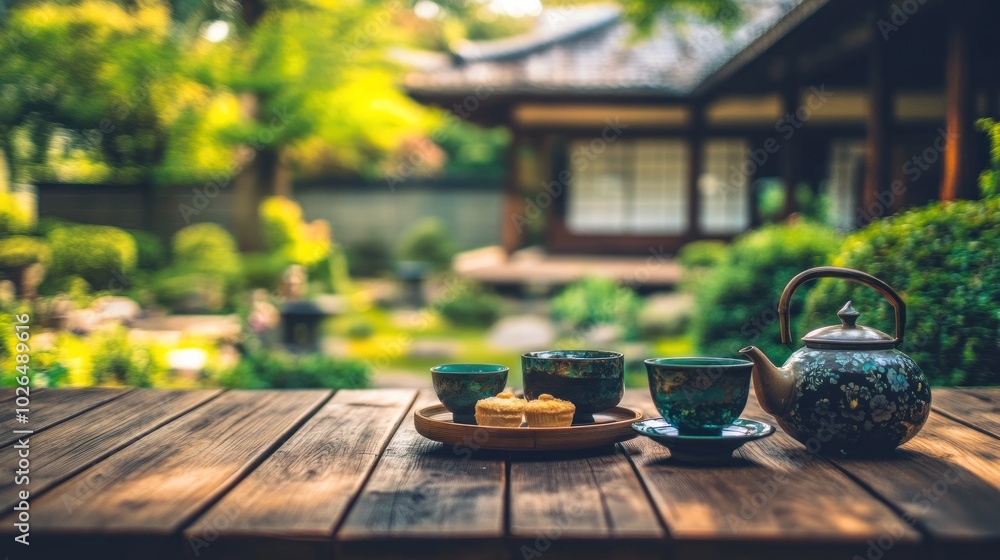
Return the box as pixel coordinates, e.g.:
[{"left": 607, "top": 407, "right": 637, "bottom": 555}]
[{"left": 778, "top": 266, "right": 905, "bottom": 346}]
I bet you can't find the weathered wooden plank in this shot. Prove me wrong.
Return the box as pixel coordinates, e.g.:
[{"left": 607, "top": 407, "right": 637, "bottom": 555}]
[
  {"left": 6, "top": 390, "right": 329, "bottom": 559},
  {"left": 0, "top": 386, "right": 44, "bottom": 402},
  {"left": 336, "top": 390, "right": 507, "bottom": 560},
  {"left": 507, "top": 393, "right": 663, "bottom": 559},
  {"left": 931, "top": 388, "right": 1000, "bottom": 440},
  {"left": 824, "top": 410, "right": 1000, "bottom": 559},
  {"left": 508, "top": 446, "right": 664, "bottom": 559},
  {"left": 0, "top": 389, "right": 220, "bottom": 512},
  {"left": 0, "top": 387, "right": 130, "bottom": 446},
  {"left": 622, "top": 389, "right": 920, "bottom": 560},
  {"left": 183, "top": 388, "right": 417, "bottom": 560}
]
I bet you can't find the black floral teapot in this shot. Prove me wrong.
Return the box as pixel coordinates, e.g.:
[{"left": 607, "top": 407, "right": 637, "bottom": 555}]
[{"left": 740, "top": 267, "right": 931, "bottom": 454}]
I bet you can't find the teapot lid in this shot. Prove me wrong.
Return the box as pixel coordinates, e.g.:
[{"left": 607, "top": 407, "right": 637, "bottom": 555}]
[{"left": 801, "top": 301, "right": 896, "bottom": 350}]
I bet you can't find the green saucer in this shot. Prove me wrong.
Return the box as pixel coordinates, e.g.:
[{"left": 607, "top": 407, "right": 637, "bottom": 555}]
[{"left": 631, "top": 418, "right": 775, "bottom": 464}]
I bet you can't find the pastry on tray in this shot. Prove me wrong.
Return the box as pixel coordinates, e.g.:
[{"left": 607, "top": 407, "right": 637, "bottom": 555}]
[
  {"left": 475, "top": 392, "right": 526, "bottom": 427},
  {"left": 525, "top": 394, "right": 576, "bottom": 427}
]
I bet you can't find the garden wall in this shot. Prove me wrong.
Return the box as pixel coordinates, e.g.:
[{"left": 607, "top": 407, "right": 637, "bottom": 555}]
[{"left": 35, "top": 179, "right": 504, "bottom": 250}]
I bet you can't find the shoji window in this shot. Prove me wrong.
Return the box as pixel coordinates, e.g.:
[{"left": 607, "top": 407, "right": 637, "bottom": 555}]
[
  {"left": 700, "top": 138, "right": 750, "bottom": 234},
  {"left": 826, "top": 139, "right": 865, "bottom": 230},
  {"left": 567, "top": 139, "right": 689, "bottom": 235},
  {"left": 632, "top": 140, "right": 689, "bottom": 234}
]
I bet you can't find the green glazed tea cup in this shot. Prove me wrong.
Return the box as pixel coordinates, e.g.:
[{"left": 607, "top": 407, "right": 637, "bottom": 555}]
[
  {"left": 644, "top": 357, "right": 752, "bottom": 435},
  {"left": 522, "top": 350, "right": 624, "bottom": 421},
  {"left": 431, "top": 364, "right": 508, "bottom": 423}
]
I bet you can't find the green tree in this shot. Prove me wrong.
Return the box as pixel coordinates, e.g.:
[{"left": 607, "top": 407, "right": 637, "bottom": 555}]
[
  {"left": 0, "top": 0, "right": 180, "bottom": 184},
  {"left": 977, "top": 118, "right": 1000, "bottom": 199},
  {"left": 616, "top": 0, "right": 743, "bottom": 32},
  {"left": 0, "top": 0, "right": 435, "bottom": 247},
  {"left": 168, "top": 0, "right": 435, "bottom": 248}
]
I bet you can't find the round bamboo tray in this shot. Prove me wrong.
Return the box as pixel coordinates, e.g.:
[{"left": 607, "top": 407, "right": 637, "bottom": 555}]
[{"left": 413, "top": 404, "right": 643, "bottom": 451}]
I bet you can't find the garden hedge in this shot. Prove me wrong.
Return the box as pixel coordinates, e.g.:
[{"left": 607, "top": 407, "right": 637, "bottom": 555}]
[
  {"left": 0, "top": 235, "right": 51, "bottom": 269},
  {"left": 690, "top": 221, "right": 841, "bottom": 363},
  {"left": 805, "top": 199, "right": 1000, "bottom": 386},
  {"left": 47, "top": 224, "right": 137, "bottom": 289}
]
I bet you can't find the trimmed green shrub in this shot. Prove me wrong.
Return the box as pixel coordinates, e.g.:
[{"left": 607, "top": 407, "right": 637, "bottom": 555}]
[
  {"left": 308, "top": 247, "right": 352, "bottom": 294},
  {"left": 152, "top": 267, "right": 226, "bottom": 314},
  {"left": 691, "top": 221, "right": 841, "bottom": 362},
  {"left": 435, "top": 278, "right": 502, "bottom": 327},
  {"left": 129, "top": 230, "right": 167, "bottom": 271},
  {"left": 347, "top": 237, "right": 393, "bottom": 277},
  {"left": 220, "top": 350, "right": 369, "bottom": 389},
  {"left": 241, "top": 251, "right": 291, "bottom": 291},
  {"left": 90, "top": 327, "right": 160, "bottom": 387},
  {"left": 47, "top": 224, "right": 137, "bottom": 289},
  {"left": 48, "top": 276, "right": 93, "bottom": 308},
  {"left": 805, "top": 199, "right": 1000, "bottom": 386},
  {"left": 397, "top": 218, "right": 456, "bottom": 271},
  {"left": 35, "top": 217, "right": 72, "bottom": 237},
  {"left": 345, "top": 318, "right": 375, "bottom": 339},
  {"left": 551, "top": 277, "right": 641, "bottom": 339},
  {"left": 259, "top": 196, "right": 330, "bottom": 268},
  {"left": 172, "top": 223, "right": 241, "bottom": 280},
  {"left": 0, "top": 236, "right": 51, "bottom": 269},
  {"left": 0, "top": 192, "right": 31, "bottom": 235},
  {"left": 678, "top": 240, "right": 728, "bottom": 269},
  {"left": 977, "top": 118, "right": 1000, "bottom": 199},
  {"left": 260, "top": 196, "right": 303, "bottom": 252}
]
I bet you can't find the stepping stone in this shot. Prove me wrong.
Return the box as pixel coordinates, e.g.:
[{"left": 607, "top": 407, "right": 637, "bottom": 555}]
[{"left": 487, "top": 315, "right": 556, "bottom": 350}]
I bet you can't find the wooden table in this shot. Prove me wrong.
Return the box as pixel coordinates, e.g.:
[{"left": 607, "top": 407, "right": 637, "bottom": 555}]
[{"left": 2, "top": 387, "right": 999, "bottom": 560}]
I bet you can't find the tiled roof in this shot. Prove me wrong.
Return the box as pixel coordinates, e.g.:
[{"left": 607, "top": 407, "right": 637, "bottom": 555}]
[{"left": 404, "top": 1, "right": 804, "bottom": 98}]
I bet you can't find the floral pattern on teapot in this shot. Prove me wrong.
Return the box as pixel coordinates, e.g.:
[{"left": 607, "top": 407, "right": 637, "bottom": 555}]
[{"left": 778, "top": 347, "right": 931, "bottom": 454}]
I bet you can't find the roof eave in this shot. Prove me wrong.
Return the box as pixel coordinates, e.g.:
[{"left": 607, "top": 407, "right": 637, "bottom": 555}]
[{"left": 691, "top": 0, "right": 837, "bottom": 98}]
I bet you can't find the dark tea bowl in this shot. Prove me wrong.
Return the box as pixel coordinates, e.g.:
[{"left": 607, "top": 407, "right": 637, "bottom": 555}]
[
  {"left": 522, "top": 350, "right": 624, "bottom": 421},
  {"left": 644, "top": 357, "right": 752, "bottom": 435},
  {"left": 431, "top": 364, "right": 508, "bottom": 423}
]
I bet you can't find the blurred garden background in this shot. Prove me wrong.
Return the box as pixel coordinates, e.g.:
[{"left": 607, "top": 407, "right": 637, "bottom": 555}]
[{"left": 0, "top": 0, "right": 997, "bottom": 392}]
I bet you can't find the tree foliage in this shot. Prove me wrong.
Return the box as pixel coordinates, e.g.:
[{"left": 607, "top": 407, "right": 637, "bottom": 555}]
[
  {"left": 0, "top": 0, "right": 436, "bottom": 185},
  {"left": 614, "top": 0, "right": 744, "bottom": 33}
]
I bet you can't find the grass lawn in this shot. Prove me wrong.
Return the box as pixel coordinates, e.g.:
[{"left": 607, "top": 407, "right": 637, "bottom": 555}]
[{"left": 327, "top": 306, "right": 695, "bottom": 389}]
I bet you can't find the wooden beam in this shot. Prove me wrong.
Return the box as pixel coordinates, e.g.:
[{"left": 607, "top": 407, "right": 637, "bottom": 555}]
[
  {"left": 861, "top": 8, "right": 894, "bottom": 224},
  {"left": 687, "top": 105, "right": 705, "bottom": 237},
  {"left": 940, "top": 10, "right": 974, "bottom": 200},
  {"left": 500, "top": 133, "right": 526, "bottom": 253},
  {"left": 780, "top": 80, "right": 801, "bottom": 216}
]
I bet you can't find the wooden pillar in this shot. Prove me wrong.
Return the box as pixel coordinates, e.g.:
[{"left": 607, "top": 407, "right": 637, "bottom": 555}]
[
  {"left": 940, "top": 10, "right": 974, "bottom": 201},
  {"left": 862, "top": 7, "right": 894, "bottom": 224},
  {"left": 780, "top": 81, "right": 801, "bottom": 217},
  {"left": 500, "top": 133, "right": 525, "bottom": 253},
  {"left": 687, "top": 105, "right": 704, "bottom": 239}
]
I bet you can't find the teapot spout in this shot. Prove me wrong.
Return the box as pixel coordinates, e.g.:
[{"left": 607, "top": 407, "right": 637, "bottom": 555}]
[{"left": 739, "top": 346, "right": 796, "bottom": 417}]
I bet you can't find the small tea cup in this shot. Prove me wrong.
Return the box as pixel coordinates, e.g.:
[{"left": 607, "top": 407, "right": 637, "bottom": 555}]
[
  {"left": 644, "top": 357, "right": 752, "bottom": 435},
  {"left": 431, "top": 364, "right": 509, "bottom": 423},
  {"left": 522, "top": 350, "right": 624, "bottom": 421}
]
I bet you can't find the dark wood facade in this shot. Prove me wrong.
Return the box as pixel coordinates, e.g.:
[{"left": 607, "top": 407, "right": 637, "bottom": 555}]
[{"left": 407, "top": 0, "right": 999, "bottom": 254}]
